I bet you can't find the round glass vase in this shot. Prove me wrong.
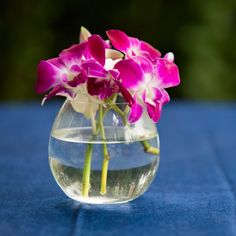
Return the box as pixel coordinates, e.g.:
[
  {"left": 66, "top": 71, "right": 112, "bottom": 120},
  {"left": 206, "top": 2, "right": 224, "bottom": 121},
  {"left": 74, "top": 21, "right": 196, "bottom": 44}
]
[{"left": 49, "top": 99, "right": 160, "bottom": 204}]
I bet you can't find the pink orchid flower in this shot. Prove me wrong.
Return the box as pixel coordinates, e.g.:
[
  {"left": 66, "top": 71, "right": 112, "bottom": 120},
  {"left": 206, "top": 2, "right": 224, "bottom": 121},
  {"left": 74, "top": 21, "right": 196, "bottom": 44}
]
[
  {"left": 115, "top": 52, "right": 180, "bottom": 122},
  {"left": 35, "top": 41, "right": 87, "bottom": 100},
  {"left": 81, "top": 34, "right": 122, "bottom": 100},
  {"left": 35, "top": 34, "right": 118, "bottom": 101},
  {"left": 35, "top": 27, "right": 181, "bottom": 124},
  {"left": 106, "top": 29, "right": 161, "bottom": 62}
]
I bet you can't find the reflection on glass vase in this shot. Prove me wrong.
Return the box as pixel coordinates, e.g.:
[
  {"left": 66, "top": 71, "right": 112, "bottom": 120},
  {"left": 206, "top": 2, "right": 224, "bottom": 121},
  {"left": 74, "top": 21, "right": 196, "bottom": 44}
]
[{"left": 49, "top": 99, "right": 160, "bottom": 204}]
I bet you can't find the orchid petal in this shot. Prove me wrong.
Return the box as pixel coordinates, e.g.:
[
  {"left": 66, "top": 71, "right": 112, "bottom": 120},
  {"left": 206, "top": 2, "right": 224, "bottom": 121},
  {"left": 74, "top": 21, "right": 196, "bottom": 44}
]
[
  {"left": 42, "top": 85, "right": 74, "bottom": 104},
  {"left": 104, "top": 40, "right": 111, "bottom": 49},
  {"left": 152, "top": 88, "right": 170, "bottom": 104},
  {"left": 114, "top": 80, "right": 134, "bottom": 106},
  {"left": 152, "top": 88, "right": 163, "bottom": 102},
  {"left": 139, "top": 41, "right": 161, "bottom": 60},
  {"left": 146, "top": 102, "right": 161, "bottom": 122},
  {"left": 115, "top": 59, "right": 143, "bottom": 89},
  {"left": 35, "top": 60, "right": 65, "bottom": 94},
  {"left": 88, "top": 34, "right": 106, "bottom": 66},
  {"left": 109, "top": 69, "right": 120, "bottom": 80},
  {"left": 129, "top": 37, "right": 140, "bottom": 48},
  {"left": 132, "top": 56, "right": 153, "bottom": 74},
  {"left": 79, "top": 26, "right": 91, "bottom": 43},
  {"left": 105, "top": 49, "right": 124, "bottom": 60},
  {"left": 164, "top": 52, "right": 174, "bottom": 62},
  {"left": 156, "top": 58, "right": 180, "bottom": 88},
  {"left": 106, "top": 30, "right": 131, "bottom": 53},
  {"left": 70, "top": 64, "right": 81, "bottom": 73},
  {"left": 47, "top": 57, "right": 65, "bottom": 68},
  {"left": 81, "top": 60, "right": 107, "bottom": 78},
  {"left": 59, "top": 42, "right": 87, "bottom": 68},
  {"left": 128, "top": 101, "right": 143, "bottom": 123},
  {"left": 87, "top": 78, "right": 118, "bottom": 99},
  {"left": 70, "top": 88, "right": 99, "bottom": 119},
  {"left": 161, "top": 89, "right": 170, "bottom": 104},
  {"left": 67, "top": 72, "right": 88, "bottom": 87}
]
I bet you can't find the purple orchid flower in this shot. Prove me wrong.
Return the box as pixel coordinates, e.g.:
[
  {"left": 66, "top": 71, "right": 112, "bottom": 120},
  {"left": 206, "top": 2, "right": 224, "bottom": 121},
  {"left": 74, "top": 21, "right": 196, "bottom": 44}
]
[
  {"left": 35, "top": 27, "right": 181, "bottom": 124},
  {"left": 81, "top": 34, "right": 122, "bottom": 100},
  {"left": 35, "top": 34, "right": 118, "bottom": 101},
  {"left": 35, "top": 41, "right": 88, "bottom": 100},
  {"left": 115, "top": 52, "right": 180, "bottom": 122},
  {"left": 106, "top": 29, "right": 161, "bottom": 62}
]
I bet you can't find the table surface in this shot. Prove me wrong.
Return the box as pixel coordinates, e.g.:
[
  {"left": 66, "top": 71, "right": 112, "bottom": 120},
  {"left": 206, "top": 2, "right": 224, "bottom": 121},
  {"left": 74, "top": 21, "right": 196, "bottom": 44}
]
[{"left": 0, "top": 101, "right": 236, "bottom": 236}]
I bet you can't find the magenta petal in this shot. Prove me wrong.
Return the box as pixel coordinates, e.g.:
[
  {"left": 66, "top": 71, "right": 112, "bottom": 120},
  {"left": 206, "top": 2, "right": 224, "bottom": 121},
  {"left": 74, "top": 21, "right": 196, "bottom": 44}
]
[
  {"left": 59, "top": 42, "right": 87, "bottom": 67},
  {"left": 156, "top": 58, "right": 180, "bottom": 88},
  {"left": 35, "top": 60, "right": 62, "bottom": 94},
  {"left": 104, "top": 40, "right": 111, "bottom": 49},
  {"left": 70, "top": 64, "right": 81, "bottom": 73},
  {"left": 87, "top": 78, "right": 106, "bottom": 97},
  {"left": 114, "top": 80, "right": 134, "bottom": 106},
  {"left": 146, "top": 102, "right": 161, "bottom": 122},
  {"left": 109, "top": 69, "right": 120, "bottom": 80},
  {"left": 128, "top": 101, "right": 143, "bottom": 123},
  {"left": 161, "top": 89, "right": 170, "bottom": 104},
  {"left": 87, "top": 78, "right": 118, "bottom": 99},
  {"left": 115, "top": 59, "right": 143, "bottom": 89},
  {"left": 106, "top": 30, "right": 131, "bottom": 53},
  {"left": 47, "top": 57, "right": 65, "bottom": 68},
  {"left": 129, "top": 37, "right": 140, "bottom": 48},
  {"left": 152, "top": 88, "right": 163, "bottom": 102},
  {"left": 139, "top": 41, "right": 161, "bottom": 60},
  {"left": 132, "top": 56, "right": 153, "bottom": 74},
  {"left": 42, "top": 85, "right": 74, "bottom": 104},
  {"left": 88, "top": 35, "right": 106, "bottom": 66},
  {"left": 81, "top": 61, "right": 107, "bottom": 78},
  {"left": 152, "top": 88, "right": 170, "bottom": 105},
  {"left": 67, "top": 72, "right": 88, "bottom": 87}
]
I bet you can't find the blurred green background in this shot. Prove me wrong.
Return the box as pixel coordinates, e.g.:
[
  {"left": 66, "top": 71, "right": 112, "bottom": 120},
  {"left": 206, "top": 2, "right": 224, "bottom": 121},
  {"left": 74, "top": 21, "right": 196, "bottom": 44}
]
[{"left": 0, "top": 0, "right": 236, "bottom": 101}]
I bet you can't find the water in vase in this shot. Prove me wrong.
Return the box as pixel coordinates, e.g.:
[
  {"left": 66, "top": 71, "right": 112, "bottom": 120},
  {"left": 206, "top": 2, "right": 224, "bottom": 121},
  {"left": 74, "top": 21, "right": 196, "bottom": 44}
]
[{"left": 49, "top": 127, "right": 160, "bottom": 204}]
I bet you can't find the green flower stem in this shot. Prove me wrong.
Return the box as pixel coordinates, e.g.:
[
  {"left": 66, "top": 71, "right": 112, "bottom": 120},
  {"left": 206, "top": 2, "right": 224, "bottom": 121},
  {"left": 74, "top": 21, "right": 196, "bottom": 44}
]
[
  {"left": 91, "top": 113, "right": 97, "bottom": 134},
  {"left": 81, "top": 112, "right": 97, "bottom": 198},
  {"left": 99, "top": 104, "right": 110, "bottom": 195},
  {"left": 82, "top": 143, "right": 93, "bottom": 197},
  {"left": 141, "top": 140, "right": 160, "bottom": 155}
]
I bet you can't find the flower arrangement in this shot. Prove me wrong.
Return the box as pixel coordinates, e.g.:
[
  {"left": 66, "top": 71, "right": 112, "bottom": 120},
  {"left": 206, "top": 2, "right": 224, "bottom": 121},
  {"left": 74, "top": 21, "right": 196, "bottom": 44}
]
[{"left": 35, "top": 27, "right": 180, "bottom": 198}]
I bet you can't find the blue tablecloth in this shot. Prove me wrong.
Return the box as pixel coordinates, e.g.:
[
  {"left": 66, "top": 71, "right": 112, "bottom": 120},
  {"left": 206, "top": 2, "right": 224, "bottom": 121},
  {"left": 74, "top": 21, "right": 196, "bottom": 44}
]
[{"left": 0, "top": 101, "right": 236, "bottom": 236}]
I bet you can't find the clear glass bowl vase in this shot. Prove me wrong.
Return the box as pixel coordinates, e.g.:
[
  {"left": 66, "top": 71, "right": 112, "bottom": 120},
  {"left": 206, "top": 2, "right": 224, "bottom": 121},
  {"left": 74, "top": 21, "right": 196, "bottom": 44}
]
[{"left": 49, "top": 99, "right": 160, "bottom": 204}]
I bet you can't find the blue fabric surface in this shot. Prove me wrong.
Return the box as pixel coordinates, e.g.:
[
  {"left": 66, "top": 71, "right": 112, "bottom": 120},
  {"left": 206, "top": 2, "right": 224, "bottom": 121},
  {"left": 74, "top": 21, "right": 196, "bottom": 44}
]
[{"left": 0, "top": 101, "right": 235, "bottom": 236}]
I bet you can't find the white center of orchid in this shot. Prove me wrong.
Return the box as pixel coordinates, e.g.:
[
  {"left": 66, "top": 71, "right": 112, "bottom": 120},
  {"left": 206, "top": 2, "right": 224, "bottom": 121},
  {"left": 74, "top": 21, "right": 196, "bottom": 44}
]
[
  {"left": 136, "top": 73, "right": 159, "bottom": 105},
  {"left": 61, "top": 67, "right": 76, "bottom": 82},
  {"left": 105, "top": 58, "right": 115, "bottom": 70},
  {"left": 104, "top": 58, "right": 121, "bottom": 70}
]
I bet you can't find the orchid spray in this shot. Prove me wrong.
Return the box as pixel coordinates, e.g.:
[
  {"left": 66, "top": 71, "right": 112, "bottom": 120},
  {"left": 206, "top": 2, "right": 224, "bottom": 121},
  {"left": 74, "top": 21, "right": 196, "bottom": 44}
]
[{"left": 35, "top": 27, "right": 180, "bottom": 197}]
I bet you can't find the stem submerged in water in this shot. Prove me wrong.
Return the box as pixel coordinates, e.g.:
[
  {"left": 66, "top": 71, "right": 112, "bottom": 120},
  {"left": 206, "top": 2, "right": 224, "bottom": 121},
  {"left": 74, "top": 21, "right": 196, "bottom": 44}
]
[
  {"left": 141, "top": 140, "right": 160, "bottom": 155},
  {"left": 81, "top": 100, "right": 159, "bottom": 198},
  {"left": 82, "top": 143, "right": 93, "bottom": 197},
  {"left": 81, "top": 110, "right": 97, "bottom": 198},
  {"left": 99, "top": 104, "right": 110, "bottom": 195}
]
